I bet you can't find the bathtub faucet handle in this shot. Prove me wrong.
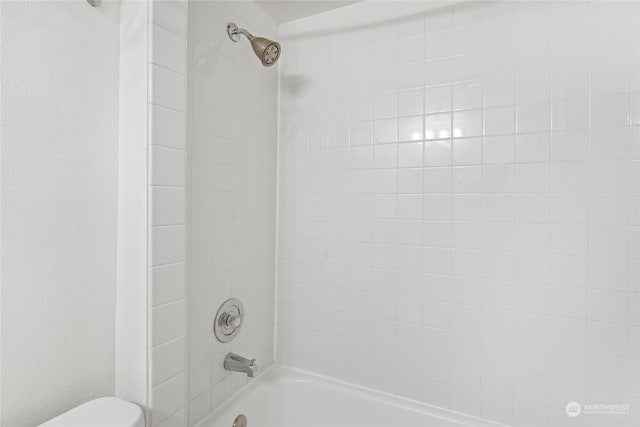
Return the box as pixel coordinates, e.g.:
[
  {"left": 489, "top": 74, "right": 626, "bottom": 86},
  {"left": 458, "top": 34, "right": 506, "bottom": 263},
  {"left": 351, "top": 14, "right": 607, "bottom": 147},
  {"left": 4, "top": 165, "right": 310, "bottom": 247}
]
[{"left": 221, "top": 311, "right": 242, "bottom": 329}]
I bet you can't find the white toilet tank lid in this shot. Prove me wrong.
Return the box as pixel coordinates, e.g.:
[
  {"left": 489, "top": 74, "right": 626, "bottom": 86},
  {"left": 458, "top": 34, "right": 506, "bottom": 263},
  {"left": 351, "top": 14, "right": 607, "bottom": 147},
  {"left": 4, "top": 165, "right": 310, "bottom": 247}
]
[{"left": 39, "top": 397, "right": 145, "bottom": 427}]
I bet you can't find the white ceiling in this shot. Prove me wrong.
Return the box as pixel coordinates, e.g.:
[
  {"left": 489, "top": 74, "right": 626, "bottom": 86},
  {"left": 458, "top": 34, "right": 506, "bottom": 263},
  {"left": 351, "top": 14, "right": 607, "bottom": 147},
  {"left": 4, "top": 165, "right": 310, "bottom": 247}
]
[{"left": 256, "top": 1, "right": 363, "bottom": 24}]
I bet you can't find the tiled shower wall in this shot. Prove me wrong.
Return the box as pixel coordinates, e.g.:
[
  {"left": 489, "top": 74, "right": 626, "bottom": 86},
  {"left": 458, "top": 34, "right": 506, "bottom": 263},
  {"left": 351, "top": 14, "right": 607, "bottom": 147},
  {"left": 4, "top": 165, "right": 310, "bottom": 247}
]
[
  {"left": 117, "top": 1, "right": 188, "bottom": 425},
  {"left": 277, "top": 2, "right": 640, "bottom": 426},
  {"left": 187, "top": 1, "right": 278, "bottom": 425},
  {"left": 148, "top": 1, "right": 188, "bottom": 426}
]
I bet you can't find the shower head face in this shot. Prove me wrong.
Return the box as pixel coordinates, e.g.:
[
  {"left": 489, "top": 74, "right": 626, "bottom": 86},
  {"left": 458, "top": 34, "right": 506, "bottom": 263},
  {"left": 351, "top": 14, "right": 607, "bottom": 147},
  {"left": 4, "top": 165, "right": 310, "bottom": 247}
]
[
  {"left": 250, "top": 37, "right": 281, "bottom": 67},
  {"left": 262, "top": 42, "right": 281, "bottom": 66}
]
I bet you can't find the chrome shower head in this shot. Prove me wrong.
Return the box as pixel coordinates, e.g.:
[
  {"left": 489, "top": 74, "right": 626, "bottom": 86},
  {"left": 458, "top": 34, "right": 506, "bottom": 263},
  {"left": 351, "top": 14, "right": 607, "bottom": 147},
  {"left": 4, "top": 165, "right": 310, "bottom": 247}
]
[{"left": 227, "top": 23, "right": 281, "bottom": 67}]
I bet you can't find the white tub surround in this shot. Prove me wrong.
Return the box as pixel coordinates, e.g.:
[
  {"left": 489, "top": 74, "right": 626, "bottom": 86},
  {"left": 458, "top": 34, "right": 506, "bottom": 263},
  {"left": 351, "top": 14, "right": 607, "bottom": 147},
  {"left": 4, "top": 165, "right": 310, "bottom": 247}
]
[
  {"left": 277, "top": 1, "right": 640, "bottom": 426},
  {"left": 186, "top": 1, "right": 278, "bottom": 425}
]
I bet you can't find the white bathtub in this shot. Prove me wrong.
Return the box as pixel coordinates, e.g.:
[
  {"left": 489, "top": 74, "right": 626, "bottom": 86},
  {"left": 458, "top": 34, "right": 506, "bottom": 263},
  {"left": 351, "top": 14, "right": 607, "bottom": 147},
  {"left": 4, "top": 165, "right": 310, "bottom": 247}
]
[{"left": 197, "top": 366, "right": 503, "bottom": 427}]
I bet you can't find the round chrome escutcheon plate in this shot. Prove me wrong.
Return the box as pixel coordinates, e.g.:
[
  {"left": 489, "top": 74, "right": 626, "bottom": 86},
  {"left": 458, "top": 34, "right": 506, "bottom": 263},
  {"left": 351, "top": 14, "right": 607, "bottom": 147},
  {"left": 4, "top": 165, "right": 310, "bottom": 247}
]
[{"left": 214, "top": 298, "right": 245, "bottom": 343}]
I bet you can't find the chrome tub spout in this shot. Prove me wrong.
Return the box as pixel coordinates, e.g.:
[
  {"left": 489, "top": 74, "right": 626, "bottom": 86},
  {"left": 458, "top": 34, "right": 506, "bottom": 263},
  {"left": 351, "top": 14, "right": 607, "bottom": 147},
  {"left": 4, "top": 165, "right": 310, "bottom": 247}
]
[{"left": 224, "top": 352, "right": 258, "bottom": 377}]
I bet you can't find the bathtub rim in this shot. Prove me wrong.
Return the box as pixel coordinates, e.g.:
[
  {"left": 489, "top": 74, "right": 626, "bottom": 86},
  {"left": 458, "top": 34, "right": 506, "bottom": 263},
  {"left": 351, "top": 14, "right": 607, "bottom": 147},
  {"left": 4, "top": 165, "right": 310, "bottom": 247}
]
[{"left": 195, "top": 364, "right": 509, "bottom": 427}]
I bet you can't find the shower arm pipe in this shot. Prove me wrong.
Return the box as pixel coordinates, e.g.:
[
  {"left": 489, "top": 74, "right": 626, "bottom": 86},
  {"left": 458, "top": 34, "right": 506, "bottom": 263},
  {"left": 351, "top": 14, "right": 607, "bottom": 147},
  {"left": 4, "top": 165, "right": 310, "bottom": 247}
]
[
  {"left": 228, "top": 24, "right": 254, "bottom": 42},
  {"left": 234, "top": 27, "right": 254, "bottom": 40}
]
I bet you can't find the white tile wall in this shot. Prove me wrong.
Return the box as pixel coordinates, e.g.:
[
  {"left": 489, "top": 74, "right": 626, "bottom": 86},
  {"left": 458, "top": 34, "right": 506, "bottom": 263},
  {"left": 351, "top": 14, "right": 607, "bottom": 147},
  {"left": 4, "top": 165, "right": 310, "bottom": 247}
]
[
  {"left": 187, "top": 1, "right": 278, "bottom": 425},
  {"left": 149, "top": 1, "right": 188, "bottom": 426},
  {"left": 277, "top": 2, "right": 640, "bottom": 426}
]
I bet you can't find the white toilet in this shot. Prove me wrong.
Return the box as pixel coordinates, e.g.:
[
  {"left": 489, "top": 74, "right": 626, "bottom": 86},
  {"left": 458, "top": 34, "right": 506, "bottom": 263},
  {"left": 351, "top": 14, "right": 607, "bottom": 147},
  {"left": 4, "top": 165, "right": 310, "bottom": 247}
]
[{"left": 38, "top": 397, "right": 145, "bottom": 427}]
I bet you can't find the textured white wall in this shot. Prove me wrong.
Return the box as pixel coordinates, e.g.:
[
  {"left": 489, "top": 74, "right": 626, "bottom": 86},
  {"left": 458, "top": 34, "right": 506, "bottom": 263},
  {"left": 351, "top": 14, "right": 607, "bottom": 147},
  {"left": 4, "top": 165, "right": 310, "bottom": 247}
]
[{"left": 0, "top": 1, "right": 120, "bottom": 426}]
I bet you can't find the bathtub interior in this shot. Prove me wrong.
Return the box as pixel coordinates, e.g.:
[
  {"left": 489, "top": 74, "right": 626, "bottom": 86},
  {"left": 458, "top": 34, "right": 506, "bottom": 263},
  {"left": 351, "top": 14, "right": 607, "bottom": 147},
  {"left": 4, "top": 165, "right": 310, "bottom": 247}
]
[{"left": 197, "top": 366, "right": 505, "bottom": 427}]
